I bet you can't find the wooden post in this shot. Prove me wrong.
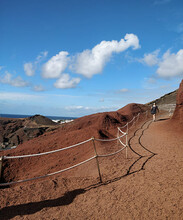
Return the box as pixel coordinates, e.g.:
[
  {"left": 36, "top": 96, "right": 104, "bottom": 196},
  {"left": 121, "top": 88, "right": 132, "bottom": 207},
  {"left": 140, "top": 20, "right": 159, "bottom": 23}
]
[
  {"left": 0, "top": 156, "right": 3, "bottom": 179},
  {"left": 138, "top": 113, "right": 140, "bottom": 122},
  {"left": 117, "top": 128, "right": 119, "bottom": 146},
  {"left": 126, "top": 123, "right": 129, "bottom": 134},
  {"left": 92, "top": 137, "right": 102, "bottom": 183}
]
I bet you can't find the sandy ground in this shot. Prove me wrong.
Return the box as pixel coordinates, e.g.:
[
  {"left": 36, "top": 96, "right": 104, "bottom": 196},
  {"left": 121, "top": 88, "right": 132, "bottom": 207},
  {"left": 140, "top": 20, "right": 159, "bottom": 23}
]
[{"left": 0, "top": 115, "right": 183, "bottom": 219}]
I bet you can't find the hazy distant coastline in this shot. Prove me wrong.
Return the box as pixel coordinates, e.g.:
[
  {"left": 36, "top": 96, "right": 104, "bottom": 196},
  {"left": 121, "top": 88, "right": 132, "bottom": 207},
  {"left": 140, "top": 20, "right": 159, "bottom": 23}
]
[{"left": 0, "top": 114, "right": 77, "bottom": 121}]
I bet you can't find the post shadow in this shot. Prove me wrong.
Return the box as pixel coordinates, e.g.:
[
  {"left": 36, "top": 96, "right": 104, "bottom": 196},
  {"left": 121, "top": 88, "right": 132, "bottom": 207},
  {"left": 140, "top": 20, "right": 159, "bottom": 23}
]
[{"left": 0, "top": 188, "right": 86, "bottom": 219}]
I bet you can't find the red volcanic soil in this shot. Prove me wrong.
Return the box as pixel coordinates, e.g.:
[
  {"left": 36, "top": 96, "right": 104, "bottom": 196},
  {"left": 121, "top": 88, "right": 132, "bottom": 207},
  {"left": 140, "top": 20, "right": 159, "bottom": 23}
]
[
  {"left": 0, "top": 100, "right": 183, "bottom": 219},
  {"left": 0, "top": 103, "right": 149, "bottom": 183}
]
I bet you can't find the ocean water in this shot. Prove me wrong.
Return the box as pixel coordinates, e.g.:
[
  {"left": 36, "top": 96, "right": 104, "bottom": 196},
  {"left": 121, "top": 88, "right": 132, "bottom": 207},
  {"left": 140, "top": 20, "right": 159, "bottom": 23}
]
[{"left": 0, "top": 114, "right": 77, "bottom": 121}]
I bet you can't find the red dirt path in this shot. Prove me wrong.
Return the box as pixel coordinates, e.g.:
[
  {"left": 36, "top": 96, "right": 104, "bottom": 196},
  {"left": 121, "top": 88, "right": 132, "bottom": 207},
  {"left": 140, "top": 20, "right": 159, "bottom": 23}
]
[{"left": 0, "top": 113, "right": 183, "bottom": 219}]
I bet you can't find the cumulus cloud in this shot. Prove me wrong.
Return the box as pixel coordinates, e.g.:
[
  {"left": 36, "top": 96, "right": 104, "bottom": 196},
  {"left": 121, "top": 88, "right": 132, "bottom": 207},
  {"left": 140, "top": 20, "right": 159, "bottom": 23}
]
[
  {"left": 24, "top": 62, "right": 35, "bottom": 76},
  {"left": 73, "top": 33, "right": 140, "bottom": 78},
  {"left": 140, "top": 49, "right": 160, "bottom": 66},
  {"left": 42, "top": 51, "right": 69, "bottom": 78},
  {"left": 156, "top": 49, "right": 183, "bottom": 78},
  {"left": 0, "top": 72, "right": 29, "bottom": 87},
  {"left": 24, "top": 51, "right": 48, "bottom": 76},
  {"left": 54, "top": 73, "right": 81, "bottom": 89}
]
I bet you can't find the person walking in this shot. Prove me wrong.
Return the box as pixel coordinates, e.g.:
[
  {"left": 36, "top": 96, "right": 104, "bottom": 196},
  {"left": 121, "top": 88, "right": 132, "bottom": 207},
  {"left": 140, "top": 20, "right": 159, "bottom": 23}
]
[{"left": 151, "top": 103, "right": 159, "bottom": 122}]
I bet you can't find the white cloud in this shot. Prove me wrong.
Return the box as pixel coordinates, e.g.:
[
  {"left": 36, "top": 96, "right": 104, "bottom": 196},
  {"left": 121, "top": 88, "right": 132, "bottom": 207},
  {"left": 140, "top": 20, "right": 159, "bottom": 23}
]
[
  {"left": 33, "top": 85, "right": 45, "bottom": 92},
  {"left": 24, "top": 62, "right": 35, "bottom": 76},
  {"left": 0, "top": 65, "right": 4, "bottom": 71},
  {"left": 119, "top": 88, "right": 129, "bottom": 93},
  {"left": 36, "top": 51, "right": 48, "bottom": 63},
  {"left": 99, "top": 98, "right": 104, "bottom": 102},
  {"left": 65, "top": 105, "right": 116, "bottom": 112},
  {"left": 176, "top": 23, "right": 183, "bottom": 33},
  {"left": 0, "top": 72, "right": 29, "bottom": 87},
  {"left": 42, "top": 51, "right": 69, "bottom": 78},
  {"left": 140, "top": 49, "right": 160, "bottom": 66},
  {"left": 0, "top": 92, "right": 41, "bottom": 101},
  {"left": 65, "top": 105, "right": 85, "bottom": 110},
  {"left": 54, "top": 73, "right": 81, "bottom": 89},
  {"left": 156, "top": 49, "right": 183, "bottom": 78},
  {"left": 73, "top": 33, "right": 140, "bottom": 78},
  {"left": 146, "top": 77, "right": 157, "bottom": 84},
  {"left": 24, "top": 51, "right": 48, "bottom": 76}
]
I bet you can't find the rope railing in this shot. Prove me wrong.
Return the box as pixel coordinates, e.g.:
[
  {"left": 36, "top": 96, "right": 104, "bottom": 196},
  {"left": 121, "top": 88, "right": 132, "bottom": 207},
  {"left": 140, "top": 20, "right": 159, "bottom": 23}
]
[
  {"left": 98, "top": 145, "right": 127, "bottom": 158},
  {"left": 0, "top": 156, "right": 96, "bottom": 186},
  {"left": 94, "top": 132, "right": 126, "bottom": 142},
  {"left": 4, "top": 138, "right": 93, "bottom": 159},
  {"left": 0, "top": 110, "right": 149, "bottom": 186}
]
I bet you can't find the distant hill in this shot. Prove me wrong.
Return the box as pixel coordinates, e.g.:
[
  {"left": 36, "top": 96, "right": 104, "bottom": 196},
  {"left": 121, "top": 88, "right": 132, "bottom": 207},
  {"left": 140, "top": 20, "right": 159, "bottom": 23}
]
[{"left": 0, "top": 115, "right": 58, "bottom": 149}]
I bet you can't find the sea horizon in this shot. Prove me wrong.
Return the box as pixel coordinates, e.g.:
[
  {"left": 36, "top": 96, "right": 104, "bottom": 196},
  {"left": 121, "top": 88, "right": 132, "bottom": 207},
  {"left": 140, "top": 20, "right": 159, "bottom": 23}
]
[{"left": 0, "top": 113, "right": 77, "bottom": 121}]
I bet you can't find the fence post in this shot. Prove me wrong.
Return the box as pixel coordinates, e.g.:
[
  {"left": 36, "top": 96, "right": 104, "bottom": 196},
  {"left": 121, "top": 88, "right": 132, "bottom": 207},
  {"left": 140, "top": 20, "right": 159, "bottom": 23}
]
[
  {"left": 0, "top": 156, "right": 3, "bottom": 179},
  {"left": 117, "top": 128, "right": 119, "bottom": 146},
  {"left": 92, "top": 137, "right": 102, "bottom": 183},
  {"left": 134, "top": 116, "right": 136, "bottom": 127},
  {"left": 127, "top": 123, "right": 129, "bottom": 134}
]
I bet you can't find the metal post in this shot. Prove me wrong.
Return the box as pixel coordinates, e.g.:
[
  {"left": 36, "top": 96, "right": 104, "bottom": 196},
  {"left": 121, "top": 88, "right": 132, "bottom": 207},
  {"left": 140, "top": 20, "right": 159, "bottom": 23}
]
[
  {"left": 92, "top": 137, "right": 102, "bottom": 183},
  {"left": 0, "top": 156, "right": 3, "bottom": 179}
]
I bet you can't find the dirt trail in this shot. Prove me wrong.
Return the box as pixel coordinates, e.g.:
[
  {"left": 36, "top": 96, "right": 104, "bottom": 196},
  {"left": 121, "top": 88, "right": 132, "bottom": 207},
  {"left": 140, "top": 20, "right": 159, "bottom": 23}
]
[{"left": 0, "top": 116, "right": 183, "bottom": 219}]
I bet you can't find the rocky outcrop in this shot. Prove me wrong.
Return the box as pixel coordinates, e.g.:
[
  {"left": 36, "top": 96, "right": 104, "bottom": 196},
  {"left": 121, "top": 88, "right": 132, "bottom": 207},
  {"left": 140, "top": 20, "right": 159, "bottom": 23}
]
[
  {"left": 172, "top": 80, "right": 183, "bottom": 124},
  {"left": 147, "top": 90, "right": 177, "bottom": 112},
  {"left": 0, "top": 115, "right": 57, "bottom": 148}
]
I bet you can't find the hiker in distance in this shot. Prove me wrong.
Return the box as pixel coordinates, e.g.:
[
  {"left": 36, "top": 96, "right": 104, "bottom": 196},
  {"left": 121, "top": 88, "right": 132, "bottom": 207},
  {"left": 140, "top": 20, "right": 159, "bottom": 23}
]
[{"left": 151, "top": 103, "right": 159, "bottom": 122}]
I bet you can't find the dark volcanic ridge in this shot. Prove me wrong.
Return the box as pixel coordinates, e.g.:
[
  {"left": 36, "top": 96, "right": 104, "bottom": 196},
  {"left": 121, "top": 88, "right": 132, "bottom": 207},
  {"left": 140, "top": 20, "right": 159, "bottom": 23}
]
[{"left": 0, "top": 115, "right": 58, "bottom": 149}]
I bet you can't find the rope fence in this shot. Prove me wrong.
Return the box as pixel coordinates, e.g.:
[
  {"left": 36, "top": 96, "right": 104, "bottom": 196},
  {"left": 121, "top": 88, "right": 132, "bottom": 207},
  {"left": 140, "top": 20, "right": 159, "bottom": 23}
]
[
  {"left": 0, "top": 110, "right": 149, "bottom": 186},
  {"left": 0, "top": 156, "right": 97, "bottom": 186},
  {"left": 3, "top": 138, "right": 93, "bottom": 159}
]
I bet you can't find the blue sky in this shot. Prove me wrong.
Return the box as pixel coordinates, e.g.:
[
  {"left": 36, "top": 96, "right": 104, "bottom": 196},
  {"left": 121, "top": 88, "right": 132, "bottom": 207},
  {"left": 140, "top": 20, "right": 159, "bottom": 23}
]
[{"left": 0, "top": 0, "right": 183, "bottom": 117}]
